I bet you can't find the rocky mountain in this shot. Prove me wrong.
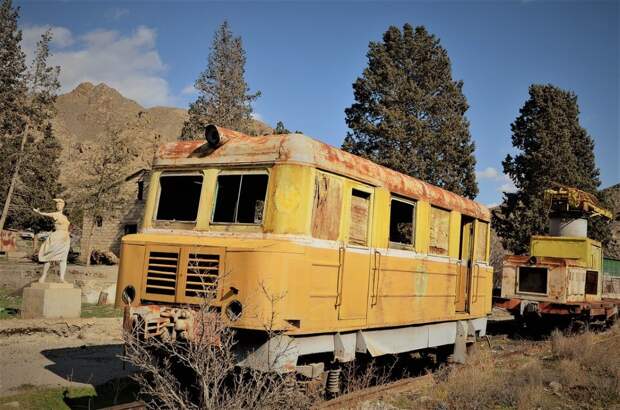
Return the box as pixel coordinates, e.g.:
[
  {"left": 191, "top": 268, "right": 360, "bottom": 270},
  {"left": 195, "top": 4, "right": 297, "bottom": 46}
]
[{"left": 52, "top": 82, "right": 272, "bottom": 183}]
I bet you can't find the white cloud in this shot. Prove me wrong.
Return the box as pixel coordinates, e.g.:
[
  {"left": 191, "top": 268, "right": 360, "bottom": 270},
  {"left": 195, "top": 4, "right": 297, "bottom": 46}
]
[
  {"left": 21, "top": 25, "right": 172, "bottom": 107},
  {"left": 486, "top": 202, "right": 499, "bottom": 209},
  {"left": 476, "top": 166, "right": 501, "bottom": 180},
  {"left": 498, "top": 181, "right": 517, "bottom": 194},
  {"left": 181, "top": 84, "right": 197, "bottom": 95},
  {"left": 251, "top": 112, "right": 264, "bottom": 122}
]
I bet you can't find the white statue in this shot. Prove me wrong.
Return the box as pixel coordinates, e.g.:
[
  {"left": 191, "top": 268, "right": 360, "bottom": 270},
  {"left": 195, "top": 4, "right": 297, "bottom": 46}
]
[{"left": 33, "top": 198, "right": 71, "bottom": 283}]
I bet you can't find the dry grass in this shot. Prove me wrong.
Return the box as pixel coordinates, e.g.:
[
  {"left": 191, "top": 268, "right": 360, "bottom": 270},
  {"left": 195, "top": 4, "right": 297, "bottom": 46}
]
[{"left": 394, "top": 325, "right": 620, "bottom": 410}]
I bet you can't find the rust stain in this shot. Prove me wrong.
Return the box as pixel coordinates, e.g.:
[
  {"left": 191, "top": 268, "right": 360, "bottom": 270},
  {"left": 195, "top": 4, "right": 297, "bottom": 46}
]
[{"left": 154, "top": 125, "right": 490, "bottom": 221}]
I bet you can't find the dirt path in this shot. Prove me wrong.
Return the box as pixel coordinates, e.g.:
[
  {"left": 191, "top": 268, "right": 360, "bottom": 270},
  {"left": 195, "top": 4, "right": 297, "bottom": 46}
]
[{"left": 0, "top": 318, "right": 131, "bottom": 395}]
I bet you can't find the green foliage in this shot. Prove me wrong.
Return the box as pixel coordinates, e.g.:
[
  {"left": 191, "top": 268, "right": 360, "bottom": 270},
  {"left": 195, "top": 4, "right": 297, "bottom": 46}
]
[
  {"left": 8, "top": 123, "right": 63, "bottom": 232},
  {"left": 273, "top": 121, "right": 290, "bottom": 134},
  {"left": 0, "top": 0, "right": 28, "bottom": 216},
  {"left": 493, "top": 84, "right": 607, "bottom": 254},
  {"left": 343, "top": 24, "right": 478, "bottom": 198},
  {"left": 181, "top": 21, "right": 260, "bottom": 140},
  {"left": 0, "top": 10, "right": 61, "bottom": 233}
]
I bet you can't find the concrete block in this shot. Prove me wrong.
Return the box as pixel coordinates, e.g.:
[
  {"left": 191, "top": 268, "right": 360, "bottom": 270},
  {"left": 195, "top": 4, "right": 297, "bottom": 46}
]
[{"left": 21, "top": 282, "right": 81, "bottom": 319}]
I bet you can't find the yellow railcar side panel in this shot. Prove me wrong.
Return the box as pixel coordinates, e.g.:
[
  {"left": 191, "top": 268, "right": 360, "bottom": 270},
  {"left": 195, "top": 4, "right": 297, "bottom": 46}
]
[
  {"left": 115, "top": 243, "right": 146, "bottom": 307},
  {"left": 142, "top": 170, "right": 161, "bottom": 229},
  {"left": 415, "top": 201, "right": 430, "bottom": 254},
  {"left": 195, "top": 168, "right": 218, "bottom": 230},
  {"left": 448, "top": 211, "right": 461, "bottom": 259},
  {"left": 264, "top": 165, "right": 314, "bottom": 235},
  {"left": 372, "top": 188, "right": 391, "bottom": 249}
]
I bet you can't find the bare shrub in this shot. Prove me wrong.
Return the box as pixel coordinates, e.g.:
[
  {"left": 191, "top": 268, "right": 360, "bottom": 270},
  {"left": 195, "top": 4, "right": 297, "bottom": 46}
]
[
  {"left": 551, "top": 329, "right": 593, "bottom": 360},
  {"left": 340, "top": 356, "right": 399, "bottom": 395},
  {"left": 422, "top": 349, "right": 546, "bottom": 410},
  {"left": 121, "top": 282, "right": 319, "bottom": 409}
]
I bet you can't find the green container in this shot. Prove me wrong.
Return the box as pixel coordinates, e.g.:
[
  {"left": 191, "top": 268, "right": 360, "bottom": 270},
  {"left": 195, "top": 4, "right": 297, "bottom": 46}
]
[{"left": 603, "top": 258, "right": 620, "bottom": 277}]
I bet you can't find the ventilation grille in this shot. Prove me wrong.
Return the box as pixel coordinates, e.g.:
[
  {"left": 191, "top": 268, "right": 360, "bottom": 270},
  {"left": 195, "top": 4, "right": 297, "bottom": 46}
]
[
  {"left": 185, "top": 253, "right": 220, "bottom": 298},
  {"left": 145, "top": 251, "right": 179, "bottom": 296}
]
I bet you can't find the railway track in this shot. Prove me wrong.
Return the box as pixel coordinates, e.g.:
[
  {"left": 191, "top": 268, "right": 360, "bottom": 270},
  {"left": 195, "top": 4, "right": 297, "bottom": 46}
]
[{"left": 317, "top": 373, "right": 434, "bottom": 410}]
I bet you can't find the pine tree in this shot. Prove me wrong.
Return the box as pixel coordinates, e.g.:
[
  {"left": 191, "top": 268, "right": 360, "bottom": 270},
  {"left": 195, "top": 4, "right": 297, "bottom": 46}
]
[
  {"left": 492, "top": 84, "right": 607, "bottom": 254},
  {"left": 0, "top": 26, "right": 60, "bottom": 233},
  {"left": 0, "top": 0, "right": 28, "bottom": 223},
  {"left": 343, "top": 24, "right": 478, "bottom": 198},
  {"left": 273, "top": 121, "right": 290, "bottom": 134},
  {"left": 181, "top": 21, "right": 260, "bottom": 140},
  {"left": 9, "top": 123, "right": 63, "bottom": 232}
]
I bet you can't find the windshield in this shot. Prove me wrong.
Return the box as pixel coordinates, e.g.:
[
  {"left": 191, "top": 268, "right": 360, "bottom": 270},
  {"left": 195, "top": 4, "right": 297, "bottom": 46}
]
[{"left": 156, "top": 174, "right": 203, "bottom": 221}]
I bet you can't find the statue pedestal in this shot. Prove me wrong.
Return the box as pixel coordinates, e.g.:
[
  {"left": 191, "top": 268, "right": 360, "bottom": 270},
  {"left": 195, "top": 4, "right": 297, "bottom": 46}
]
[{"left": 21, "top": 283, "right": 81, "bottom": 319}]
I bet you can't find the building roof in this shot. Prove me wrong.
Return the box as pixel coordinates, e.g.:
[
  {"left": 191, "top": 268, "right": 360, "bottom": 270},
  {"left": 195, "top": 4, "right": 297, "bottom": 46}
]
[{"left": 153, "top": 126, "right": 490, "bottom": 221}]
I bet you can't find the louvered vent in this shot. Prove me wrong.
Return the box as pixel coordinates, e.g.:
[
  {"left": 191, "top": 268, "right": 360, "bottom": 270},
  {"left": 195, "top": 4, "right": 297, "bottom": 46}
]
[
  {"left": 145, "top": 251, "right": 179, "bottom": 295},
  {"left": 185, "top": 253, "right": 220, "bottom": 298}
]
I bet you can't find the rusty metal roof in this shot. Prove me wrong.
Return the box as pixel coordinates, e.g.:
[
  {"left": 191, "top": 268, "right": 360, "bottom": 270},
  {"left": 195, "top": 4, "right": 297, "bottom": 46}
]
[{"left": 154, "top": 126, "right": 490, "bottom": 221}]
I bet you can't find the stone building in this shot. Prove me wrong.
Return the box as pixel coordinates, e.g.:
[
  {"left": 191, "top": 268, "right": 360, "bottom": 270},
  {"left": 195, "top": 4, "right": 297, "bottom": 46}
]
[{"left": 80, "top": 169, "right": 149, "bottom": 257}]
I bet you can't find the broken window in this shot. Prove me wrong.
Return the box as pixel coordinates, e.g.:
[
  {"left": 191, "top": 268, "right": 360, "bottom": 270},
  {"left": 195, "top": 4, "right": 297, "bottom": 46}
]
[
  {"left": 124, "top": 224, "right": 138, "bottom": 235},
  {"left": 137, "top": 180, "right": 144, "bottom": 201},
  {"left": 518, "top": 266, "right": 548, "bottom": 294},
  {"left": 312, "top": 172, "right": 343, "bottom": 240},
  {"left": 429, "top": 206, "right": 450, "bottom": 256},
  {"left": 95, "top": 215, "right": 103, "bottom": 227},
  {"left": 212, "top": 173, "right": 268, "bottom": 224},
  {"left": 389, "top": 198, "right": 416, "bottom": 248},
  {"left": 156, "top": 174, "right": 203, "bottom": 221},
  {"left": 348, "top": 189, "right": 371, "bottom": 246},
  {"left": 585, "top": 270, "right": 598, "bottom": 295},
  {"left": 475, "top": 221, "right": 489, "bottom": 262}
]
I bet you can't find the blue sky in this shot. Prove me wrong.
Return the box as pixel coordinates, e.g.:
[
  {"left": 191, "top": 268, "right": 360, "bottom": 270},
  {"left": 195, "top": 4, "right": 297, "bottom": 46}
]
[{"left": 16, "top": 0, "right": 619, "bottom": 206}]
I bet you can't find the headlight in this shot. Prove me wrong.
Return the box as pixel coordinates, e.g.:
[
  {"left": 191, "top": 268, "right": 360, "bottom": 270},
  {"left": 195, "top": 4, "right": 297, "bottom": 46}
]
[
  {"left": 121, "top": 285, "right": 136, "bottom": 305},
  {"left": 225, "top": 300, "right": 243, "bottom": 321}
]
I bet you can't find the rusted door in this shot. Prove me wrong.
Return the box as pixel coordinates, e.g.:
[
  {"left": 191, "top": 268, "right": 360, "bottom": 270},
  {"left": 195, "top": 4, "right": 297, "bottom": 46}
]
[
  {"left": 338, "top": 185, "right": 373, "bottom": 320},
  {"left": 456, "top": 218, "right": 475, "bottom": 312}
]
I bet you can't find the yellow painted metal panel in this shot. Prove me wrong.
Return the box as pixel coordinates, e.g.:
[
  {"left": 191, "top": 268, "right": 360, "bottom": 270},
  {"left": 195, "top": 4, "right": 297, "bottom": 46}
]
[
  {"left": 415, "top": 201, "right": 430, "bottom": 254},
  {"left": 142, "top": 171, "right": 161, "bottom": 229},
  {"left": 448, "top": 211, "right": 461, "bottom": 259},
  {"left": 115, "top": 241, "right": 145, "bottom": 307},
  {"left": 195, "top": 169, "right": 218, "bottom": 230},
  {"left": 265, "top": 165, "right": 313, "bottom": 235}
]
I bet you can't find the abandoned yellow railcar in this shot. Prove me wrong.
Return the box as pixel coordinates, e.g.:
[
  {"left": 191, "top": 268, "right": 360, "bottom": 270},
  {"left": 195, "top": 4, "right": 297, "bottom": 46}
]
[{"left": 116, "top": 125, "right": 493, "bottom": 372}]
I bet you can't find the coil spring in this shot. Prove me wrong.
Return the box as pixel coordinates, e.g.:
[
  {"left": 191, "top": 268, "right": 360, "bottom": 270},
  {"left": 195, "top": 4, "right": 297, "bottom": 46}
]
[{"left": 326, "top": 368, "right": 341, "bottom": 394}]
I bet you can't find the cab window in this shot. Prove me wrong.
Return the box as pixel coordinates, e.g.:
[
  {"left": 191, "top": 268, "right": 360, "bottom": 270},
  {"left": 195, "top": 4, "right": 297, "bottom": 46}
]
[
  {"left": 212, "top": 173, "right": 268, "bottom": 224},
  {"left": 156, "top": 173, "right": 203, "bottom": 222},
  {"left": 389, "top": 198, "right": 416, "bottom": 249}
]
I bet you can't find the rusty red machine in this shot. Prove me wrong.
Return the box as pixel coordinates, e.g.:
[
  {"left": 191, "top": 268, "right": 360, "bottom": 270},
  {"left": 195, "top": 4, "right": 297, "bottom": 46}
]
[{"left": 495, "top": 185, "right": 618, "bottom": 329}]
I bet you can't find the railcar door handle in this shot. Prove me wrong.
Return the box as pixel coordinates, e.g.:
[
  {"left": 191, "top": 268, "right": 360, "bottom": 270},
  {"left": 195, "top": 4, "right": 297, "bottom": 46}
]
[
  {"left": 372, "top": 250, "right": 381, "bottom": 306},
  {"left": 335, "top": 244, "right": 345, "bottom": 307}
]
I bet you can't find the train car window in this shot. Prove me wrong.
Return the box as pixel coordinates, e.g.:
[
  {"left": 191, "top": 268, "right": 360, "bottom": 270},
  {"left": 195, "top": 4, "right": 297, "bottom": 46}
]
[
  {"left": 429, "top": 206, "right": 450, "bottom": 256},
  {"left": 518, "top": 267, "right": 547, "bottom": 294},
  {"left": 156, "top": 174, "right": 203, "bottom": 221},
  {"left": 349, "top": 189, "right": 371, "bottom": 246},
  {"left": 475, "top": 221, "right": 489, "bottom": 262},
  {"left": 585, "top": 270, "right": 598, "bottom": 295},
  {"left": 312, "top": 173, "right": 343, "bottom": 240},
  {"left": 389, "top": 198, "right": 416, "bottom": 249},
  {"left": 212, "top": 173, "right": 268, "bottom": 224}
]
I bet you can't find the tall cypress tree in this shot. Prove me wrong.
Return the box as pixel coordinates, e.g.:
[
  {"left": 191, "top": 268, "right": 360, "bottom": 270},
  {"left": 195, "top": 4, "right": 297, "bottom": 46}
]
[
  {"left": 9, "top": 123, "right": 63, "bottom": 232},
  {"left": 181, "top": 21, "right": 260, "bottom": 140},
  {"left": 493, "top": 84, "right": 607, "bottom": 254},
  {"left": 343, "top": 24, "right": 478, "bottom": 198},
  {"left": 0, "top": 26, "right": 60, "bottom": 233},
  {"left": 0, "top": 0, "right": 28, "bottom": 213}
]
